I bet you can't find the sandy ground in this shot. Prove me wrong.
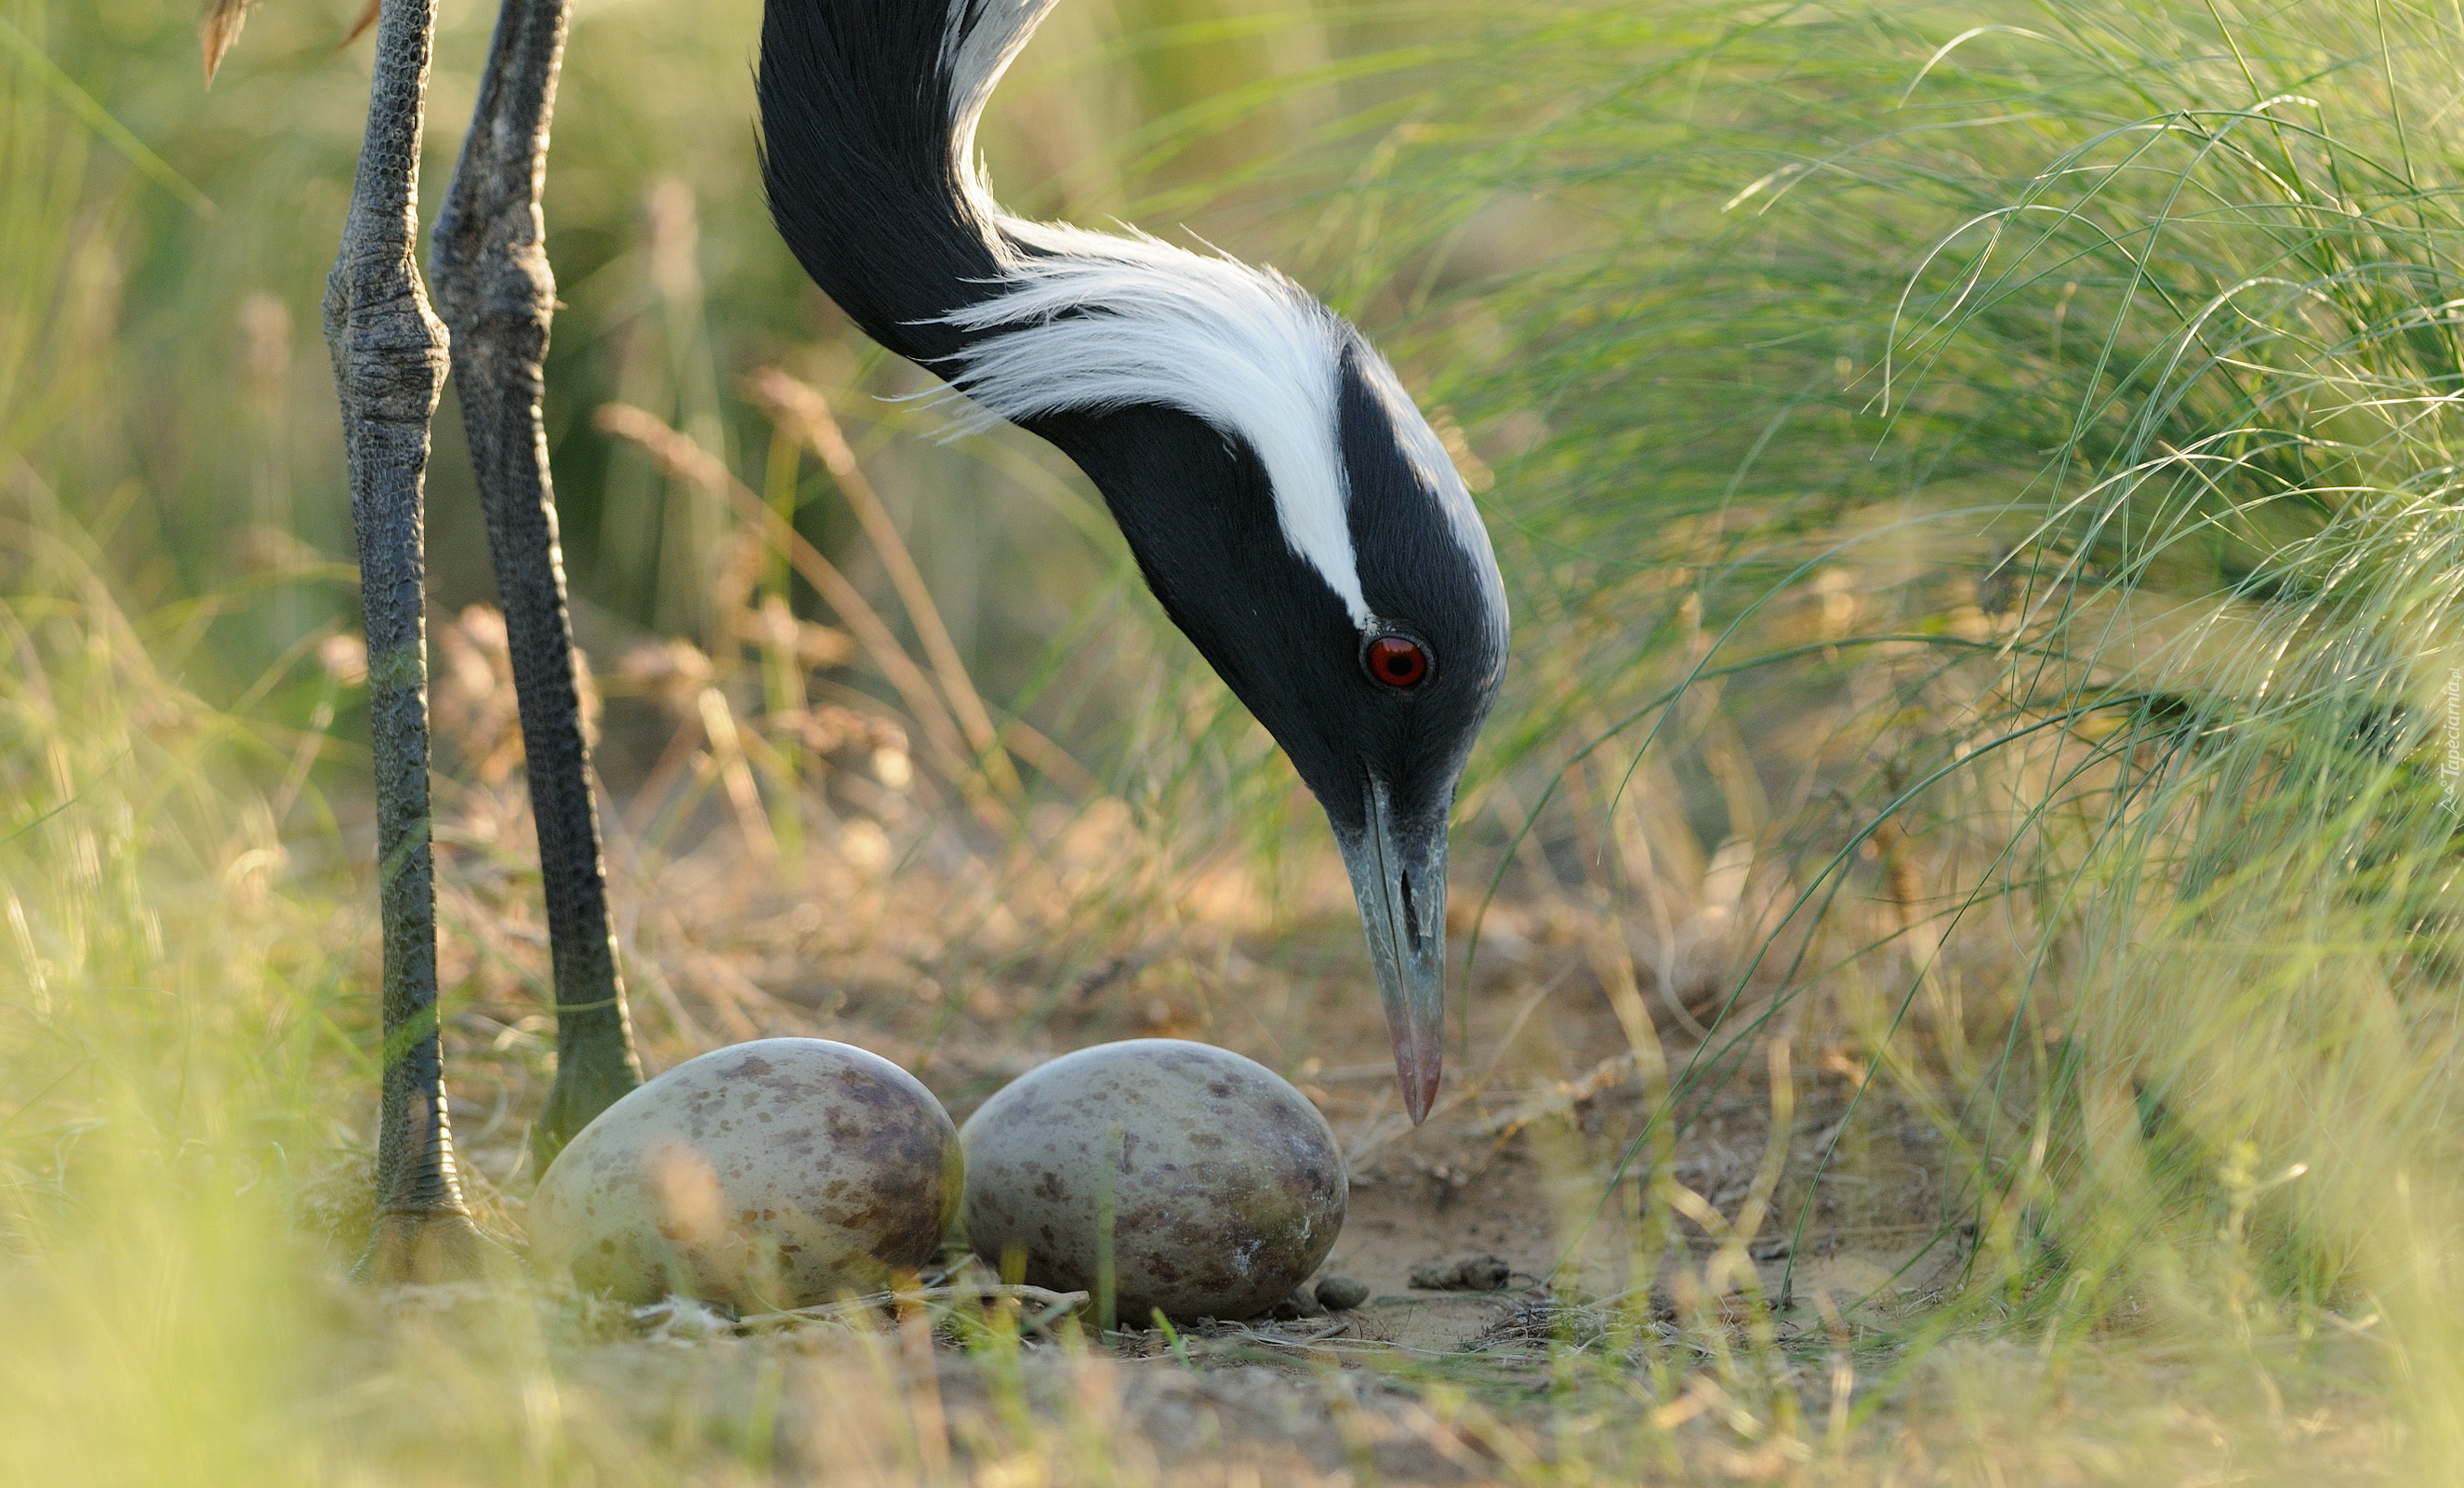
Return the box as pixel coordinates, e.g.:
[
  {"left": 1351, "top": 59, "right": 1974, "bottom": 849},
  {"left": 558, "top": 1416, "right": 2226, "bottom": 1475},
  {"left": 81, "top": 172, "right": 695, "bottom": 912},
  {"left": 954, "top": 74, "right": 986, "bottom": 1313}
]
[
  {"left": 356, "top": 751, "right": 1987, "bottom": 1481},
  {"left": 271, "top": 698, "right": 2399, "bottom": 1483}
]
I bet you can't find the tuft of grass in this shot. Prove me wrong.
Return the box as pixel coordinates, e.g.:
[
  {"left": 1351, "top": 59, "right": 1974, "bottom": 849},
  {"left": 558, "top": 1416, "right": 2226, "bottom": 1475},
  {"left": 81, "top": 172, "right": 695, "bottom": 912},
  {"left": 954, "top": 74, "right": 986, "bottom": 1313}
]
[{"left": 1290, "top": 0, "right": 2464, "bottom": 1470}]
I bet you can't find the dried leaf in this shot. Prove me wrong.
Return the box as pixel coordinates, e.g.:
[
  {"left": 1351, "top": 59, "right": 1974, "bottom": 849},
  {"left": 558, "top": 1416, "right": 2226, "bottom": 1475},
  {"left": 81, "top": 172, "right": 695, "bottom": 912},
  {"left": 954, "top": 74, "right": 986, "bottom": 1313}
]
[
  {"left": 340, "top": 0, "right": 380, "bottom": 51},
  {"left": 198, "top": 0, "right": 256, "bottom": 86}
]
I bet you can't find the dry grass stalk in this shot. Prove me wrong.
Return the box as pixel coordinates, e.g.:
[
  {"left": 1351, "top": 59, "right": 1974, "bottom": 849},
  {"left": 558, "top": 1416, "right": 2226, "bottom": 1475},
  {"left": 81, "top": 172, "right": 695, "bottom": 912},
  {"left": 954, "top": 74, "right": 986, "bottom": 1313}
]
[
  {"left": 751, "top": 366, "right": 1023, "bottom": 800},
  {"left": 340, "top": 0, "right": 379, "bottom": 50},
  {"left": 196, "top": 0, "right": 254, "bottom": 83},
  {"left": 592, "top": 400, "right": 997, "bottom": 819},
  {"left": 695, "top": 684, "right": 777, "bottom": 863}
]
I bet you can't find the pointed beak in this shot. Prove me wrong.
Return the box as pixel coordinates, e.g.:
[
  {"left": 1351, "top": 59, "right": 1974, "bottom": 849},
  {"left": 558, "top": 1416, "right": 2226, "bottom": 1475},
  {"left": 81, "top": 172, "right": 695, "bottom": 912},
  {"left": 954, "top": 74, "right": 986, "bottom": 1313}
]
[{"left": 1333, "top": 778, "right": 1449, "bottom": 1124}]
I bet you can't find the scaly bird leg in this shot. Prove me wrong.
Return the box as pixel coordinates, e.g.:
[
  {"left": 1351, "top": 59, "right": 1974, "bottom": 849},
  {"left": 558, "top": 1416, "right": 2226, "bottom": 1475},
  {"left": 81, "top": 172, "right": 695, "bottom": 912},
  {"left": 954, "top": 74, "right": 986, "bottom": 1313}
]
[
  {"left": 431, "top": 0, "right": 642, "bottom": 1170},
  {"left": 325, "top": 0, "right": 500, "bottom": 1282}
]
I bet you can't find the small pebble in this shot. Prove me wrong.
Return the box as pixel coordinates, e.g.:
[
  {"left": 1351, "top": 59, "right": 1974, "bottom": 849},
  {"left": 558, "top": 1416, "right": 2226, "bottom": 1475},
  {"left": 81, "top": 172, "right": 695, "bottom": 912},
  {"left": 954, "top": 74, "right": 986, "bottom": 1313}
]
[
  {"left": 1267, "top": 1286, "right": 1327, "bottom": 1322},
  {"left": 1314, "top": 1274, "right": 1371, "bottom": 1311}
]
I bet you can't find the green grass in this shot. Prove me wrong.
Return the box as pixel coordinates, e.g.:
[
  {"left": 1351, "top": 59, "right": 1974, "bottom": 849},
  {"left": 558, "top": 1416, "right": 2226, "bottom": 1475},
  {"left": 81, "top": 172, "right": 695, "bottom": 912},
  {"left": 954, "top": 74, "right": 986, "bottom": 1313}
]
[
  {"left": 8, "top": 0, "right": 2464, "bottom": 1480},
  {"left": 1365, "top": 0, "right": 2464, "bottom": 1467}
]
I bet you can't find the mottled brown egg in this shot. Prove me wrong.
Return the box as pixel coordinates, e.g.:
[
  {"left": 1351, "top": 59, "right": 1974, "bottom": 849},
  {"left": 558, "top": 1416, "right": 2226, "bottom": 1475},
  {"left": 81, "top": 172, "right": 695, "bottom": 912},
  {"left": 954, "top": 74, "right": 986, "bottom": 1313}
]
[
  {"left": 959, "top": 1039, "right": 1345, "bottom": 1322},
  {"left": 528, "top": 1038, "right": 960, "bottom": 1309}
]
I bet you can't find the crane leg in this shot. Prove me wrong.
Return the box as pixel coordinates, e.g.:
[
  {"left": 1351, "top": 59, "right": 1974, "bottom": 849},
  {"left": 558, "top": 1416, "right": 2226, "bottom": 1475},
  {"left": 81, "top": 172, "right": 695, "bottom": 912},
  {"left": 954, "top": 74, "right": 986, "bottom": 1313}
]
[
  {"left": 325, "top": 0, "right": 499, "bottom": 1282},
  {"left": 431, "top": 0, "right": 643, "bottom": 1173}
]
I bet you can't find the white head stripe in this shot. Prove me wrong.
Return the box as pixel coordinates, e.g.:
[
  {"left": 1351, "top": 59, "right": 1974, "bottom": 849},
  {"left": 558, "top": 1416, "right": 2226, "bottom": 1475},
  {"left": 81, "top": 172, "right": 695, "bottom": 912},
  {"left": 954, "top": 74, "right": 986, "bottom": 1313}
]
[
  {"left": 931, "top": 0, "right": 1371, "bottom": 626},
  {"left": 936, "top": 233, "right": 1370, "bottom": 626},
  {"left": 1350, "top": 345, "right": 1503, "bottom": 592}
]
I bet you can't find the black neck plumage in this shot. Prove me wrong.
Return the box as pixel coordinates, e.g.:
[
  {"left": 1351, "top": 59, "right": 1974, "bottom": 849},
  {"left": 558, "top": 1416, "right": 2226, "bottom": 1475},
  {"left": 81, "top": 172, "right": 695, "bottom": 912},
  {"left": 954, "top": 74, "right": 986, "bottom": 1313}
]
[{"left": 758, "top": 0, "right": 1007, "bottom": 370}]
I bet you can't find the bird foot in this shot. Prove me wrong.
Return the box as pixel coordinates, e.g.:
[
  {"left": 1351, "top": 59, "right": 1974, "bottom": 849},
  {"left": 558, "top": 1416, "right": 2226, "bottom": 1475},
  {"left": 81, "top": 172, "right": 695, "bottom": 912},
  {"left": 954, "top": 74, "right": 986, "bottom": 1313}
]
[
  {"left": 351, "top": 1210, "right": 518, "bottom": 1287},
  {"left": 530, "top": 1053, "right": 640, "bottom": 1174}
]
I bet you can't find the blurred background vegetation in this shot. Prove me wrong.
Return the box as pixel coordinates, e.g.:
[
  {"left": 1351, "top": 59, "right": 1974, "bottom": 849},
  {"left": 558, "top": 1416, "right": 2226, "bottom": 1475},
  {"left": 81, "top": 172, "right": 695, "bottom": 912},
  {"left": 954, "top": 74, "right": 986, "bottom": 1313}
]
[{"left": 8, "top": 0, "right": 2464, "bottom": 1479}]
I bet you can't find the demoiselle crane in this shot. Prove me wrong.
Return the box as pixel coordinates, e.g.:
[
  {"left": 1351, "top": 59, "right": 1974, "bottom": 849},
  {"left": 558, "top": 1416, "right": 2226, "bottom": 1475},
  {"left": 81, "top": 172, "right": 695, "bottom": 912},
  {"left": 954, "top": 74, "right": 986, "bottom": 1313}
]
[{"left": 317, "top": 0, "right": 1507, "bottom": 1282}]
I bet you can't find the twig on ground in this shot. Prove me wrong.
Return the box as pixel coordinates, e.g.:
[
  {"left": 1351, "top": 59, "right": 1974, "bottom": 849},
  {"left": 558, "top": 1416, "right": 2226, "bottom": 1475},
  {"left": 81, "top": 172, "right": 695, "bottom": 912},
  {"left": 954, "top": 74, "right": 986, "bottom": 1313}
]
[{"left": 733, "top": 1283, "right": 1090, "bottom": 1334}]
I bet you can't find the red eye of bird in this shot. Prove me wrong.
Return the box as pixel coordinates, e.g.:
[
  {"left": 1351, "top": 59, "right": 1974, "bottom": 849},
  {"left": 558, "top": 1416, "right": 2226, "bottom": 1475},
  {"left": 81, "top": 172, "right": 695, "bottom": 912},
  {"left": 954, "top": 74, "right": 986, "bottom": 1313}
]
[{"left": 1365, "top": 634, "right": 1430, "bottom": 690}]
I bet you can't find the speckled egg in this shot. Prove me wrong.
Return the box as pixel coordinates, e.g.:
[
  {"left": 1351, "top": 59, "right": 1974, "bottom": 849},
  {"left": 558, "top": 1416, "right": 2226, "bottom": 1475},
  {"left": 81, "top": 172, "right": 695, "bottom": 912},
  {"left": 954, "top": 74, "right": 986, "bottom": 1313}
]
[
  {"left": 529, "top": 1038, "right": 960, "bottom": 1309},
  {"left": 959, "top": 1039, "right": 1345, "bottom": 1322}
]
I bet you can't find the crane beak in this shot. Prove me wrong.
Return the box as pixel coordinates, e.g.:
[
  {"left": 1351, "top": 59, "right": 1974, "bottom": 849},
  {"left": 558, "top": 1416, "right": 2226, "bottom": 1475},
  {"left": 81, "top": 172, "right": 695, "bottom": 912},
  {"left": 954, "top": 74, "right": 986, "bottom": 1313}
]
[{"left": 1333, "top": 777, "right": 1449, "bottom": 1125}]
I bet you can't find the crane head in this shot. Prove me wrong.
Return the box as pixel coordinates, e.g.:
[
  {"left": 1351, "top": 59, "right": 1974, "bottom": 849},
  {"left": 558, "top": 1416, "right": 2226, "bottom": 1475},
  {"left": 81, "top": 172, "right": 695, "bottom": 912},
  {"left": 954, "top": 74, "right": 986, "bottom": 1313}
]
[
  {"left": 1017, "top": 345, "right": 1508, "bottom": 1126},
  {"left": 759, "top": 0, "right": 1510, "bottom": 1123}
]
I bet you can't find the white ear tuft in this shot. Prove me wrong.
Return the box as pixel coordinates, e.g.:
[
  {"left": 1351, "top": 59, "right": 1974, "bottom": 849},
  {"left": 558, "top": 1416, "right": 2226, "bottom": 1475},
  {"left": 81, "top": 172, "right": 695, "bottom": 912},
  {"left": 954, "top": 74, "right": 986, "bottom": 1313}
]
[{"left": 927, "top": 0, "right": 1368, "bottom": 623}]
